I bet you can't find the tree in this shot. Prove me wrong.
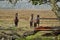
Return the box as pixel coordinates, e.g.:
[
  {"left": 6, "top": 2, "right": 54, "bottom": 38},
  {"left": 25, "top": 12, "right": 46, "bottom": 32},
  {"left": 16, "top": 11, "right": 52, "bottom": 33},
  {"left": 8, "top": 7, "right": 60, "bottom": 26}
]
[
  {"left": 8, "top": 0, "right": 19, "bottom": 6},
  {"left": 8, "top": 0, "right": 59, "bottom": 13},
  {"left": 50, "top": 0, "right": 58, "bottom": 13},
  {"left": 30, "top": 0, "right": 59, "bottom": 13},
  {"left": 50, "top": 0, "right": 60, "bottom": 18},
  {"left": 30, "top": 0, "right": 60, "bottom": 18}
]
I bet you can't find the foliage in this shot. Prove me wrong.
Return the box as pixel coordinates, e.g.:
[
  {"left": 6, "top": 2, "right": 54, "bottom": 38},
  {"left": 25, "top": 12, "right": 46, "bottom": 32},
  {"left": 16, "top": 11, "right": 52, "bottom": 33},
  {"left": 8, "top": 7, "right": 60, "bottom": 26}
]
[
  {"left": 15, "top": 32, "right": 60, "bottom": 40},
  {"left": 9, "top": 0, "right": 19, "bottom": 5},
  {"left": 30, "top": 0, "right": 43, "bottom": 5}
]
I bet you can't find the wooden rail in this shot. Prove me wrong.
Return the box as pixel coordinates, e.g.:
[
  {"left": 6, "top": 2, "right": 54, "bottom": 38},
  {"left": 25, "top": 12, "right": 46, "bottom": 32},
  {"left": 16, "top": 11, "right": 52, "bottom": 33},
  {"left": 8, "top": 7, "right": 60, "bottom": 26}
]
[
  {"left": 40, "top": 18, "right": 60, "bottom": 20},
  {"left": 34, "top": 26, "right": 60, "bottom": 31}
]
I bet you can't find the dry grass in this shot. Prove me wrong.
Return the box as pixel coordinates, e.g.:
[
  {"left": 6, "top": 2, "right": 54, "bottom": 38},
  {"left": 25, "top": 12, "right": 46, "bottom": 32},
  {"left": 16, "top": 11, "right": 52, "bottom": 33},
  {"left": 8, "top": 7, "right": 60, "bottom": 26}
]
[
  {"left": 0, "top": 9, "right": 60, "bottom": 27},
  {"left": 0, "top": 9, "right": 60, "bottom": 40}
]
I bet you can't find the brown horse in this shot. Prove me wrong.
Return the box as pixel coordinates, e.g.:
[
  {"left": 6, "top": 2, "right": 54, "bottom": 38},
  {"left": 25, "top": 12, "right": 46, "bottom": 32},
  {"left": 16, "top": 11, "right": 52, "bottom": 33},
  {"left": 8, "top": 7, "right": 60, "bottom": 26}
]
[{"left": 14, "top": 13, "right": 19, "bottom": 27}]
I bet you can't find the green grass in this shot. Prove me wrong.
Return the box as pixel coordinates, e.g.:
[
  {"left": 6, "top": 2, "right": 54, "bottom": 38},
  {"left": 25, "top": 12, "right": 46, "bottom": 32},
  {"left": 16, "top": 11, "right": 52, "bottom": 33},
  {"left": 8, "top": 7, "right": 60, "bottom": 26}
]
[
  {"left": 15, "top": 35, "right": 60, "bottom": 40},
  {"left": 0, "top": 19, "right": 60, "bottom": 40},
  {"left": 15, "top": 31, "right": 60, "bottom": 40}
]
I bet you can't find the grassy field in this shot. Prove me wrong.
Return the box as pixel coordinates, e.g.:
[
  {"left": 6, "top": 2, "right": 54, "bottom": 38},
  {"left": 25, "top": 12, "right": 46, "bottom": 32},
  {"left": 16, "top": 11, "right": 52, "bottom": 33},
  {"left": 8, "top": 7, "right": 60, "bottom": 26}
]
[
  {"left": 0, "top": 9, "right": 60, "bottom": 40},
  {"left": 0, "top": 9, "right": 60, "bottom": 27}
]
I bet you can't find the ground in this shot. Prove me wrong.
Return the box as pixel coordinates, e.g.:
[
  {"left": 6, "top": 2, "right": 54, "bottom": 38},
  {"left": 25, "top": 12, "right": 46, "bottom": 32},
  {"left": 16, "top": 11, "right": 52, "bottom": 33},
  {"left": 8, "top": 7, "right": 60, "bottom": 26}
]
[{"left": 0, "top": 9, "right": 60, "bottom": 40}]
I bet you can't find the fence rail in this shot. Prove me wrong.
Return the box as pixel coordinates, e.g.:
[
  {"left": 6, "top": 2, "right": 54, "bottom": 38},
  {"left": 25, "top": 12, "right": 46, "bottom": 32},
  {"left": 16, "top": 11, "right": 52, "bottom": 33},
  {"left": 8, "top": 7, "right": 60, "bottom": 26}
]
[
  {"left": 39, "top": 18, "right": 60, "bottom": 26},
  {"left": 40, "top": 18, "right": 60, "bottom": 20}
]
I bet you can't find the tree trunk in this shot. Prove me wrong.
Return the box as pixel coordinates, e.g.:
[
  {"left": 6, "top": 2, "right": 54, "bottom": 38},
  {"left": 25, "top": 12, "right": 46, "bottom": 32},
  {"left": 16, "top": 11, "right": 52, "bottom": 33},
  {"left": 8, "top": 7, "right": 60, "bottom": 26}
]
[{"left": 50, "top": 0, "right": 58, "bottom": 13}]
